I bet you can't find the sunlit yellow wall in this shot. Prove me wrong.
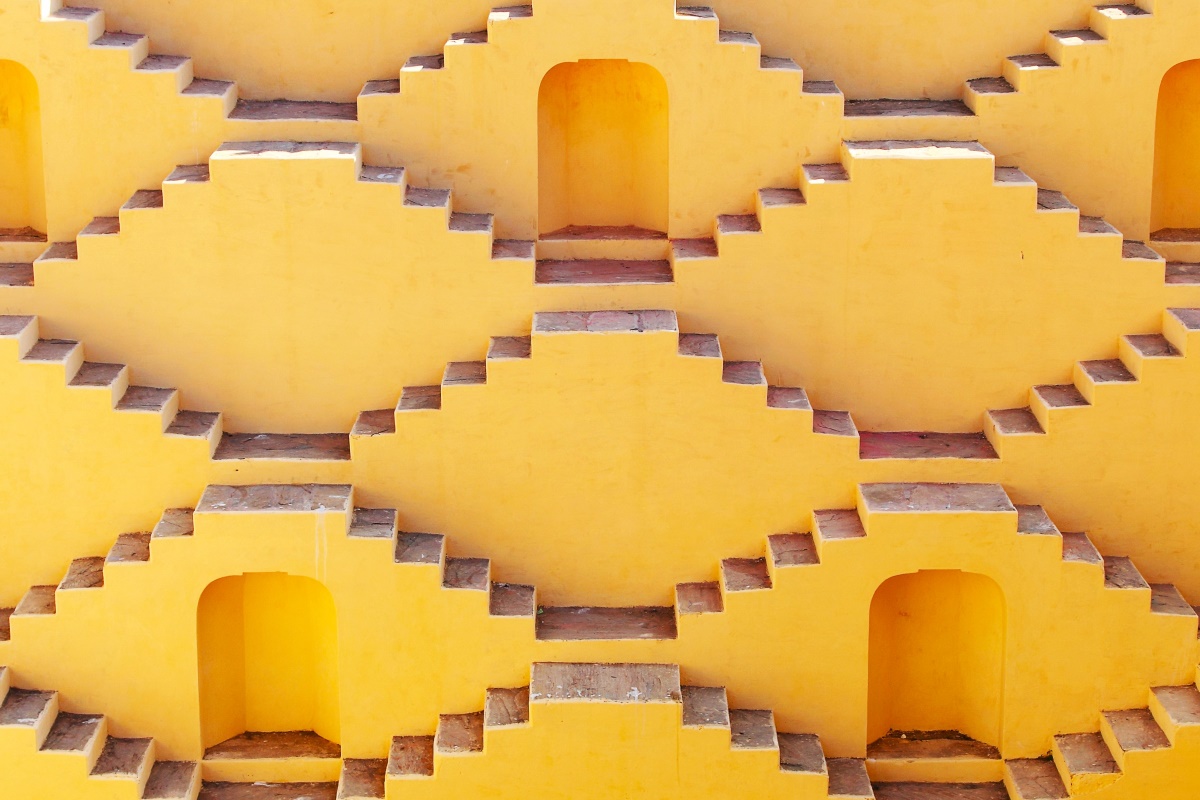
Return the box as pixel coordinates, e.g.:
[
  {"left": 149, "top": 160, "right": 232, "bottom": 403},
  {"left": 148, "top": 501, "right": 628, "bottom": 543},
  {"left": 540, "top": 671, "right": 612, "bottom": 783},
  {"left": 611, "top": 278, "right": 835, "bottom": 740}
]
[
  {"left": 0, "top": 60, "right": 44, "bottom": 232},
  {"left": 538, "top": 60, "right": 668, "bottom": 233},
  {"left": 1151, "top": 59, "right": 1200, "bottom": 231},
  {"left": 197, "top": 576, "right": 247, "bottom": 747},
  {"left": 867, "top": 570, "right": 1005, "bottom": 745}
]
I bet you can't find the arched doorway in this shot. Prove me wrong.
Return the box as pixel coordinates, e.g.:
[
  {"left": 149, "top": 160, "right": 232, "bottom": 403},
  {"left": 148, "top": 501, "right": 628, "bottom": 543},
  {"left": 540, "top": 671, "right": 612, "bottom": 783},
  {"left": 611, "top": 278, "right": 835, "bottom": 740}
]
[
  {"left": 537, "top": 59, "right": 668, "bottom": 236},
  {"left": 0, "top": 61, "right": 46, "bottom": 241},
  {"left": 868, "top": 570, "right": 1005, "bottom": 747},
  {"left": 1152, "top": 60, "right": 1200, "bottom": 247},
  {"left": 198, "top": 574, "right": 340, "bottom": 755}
]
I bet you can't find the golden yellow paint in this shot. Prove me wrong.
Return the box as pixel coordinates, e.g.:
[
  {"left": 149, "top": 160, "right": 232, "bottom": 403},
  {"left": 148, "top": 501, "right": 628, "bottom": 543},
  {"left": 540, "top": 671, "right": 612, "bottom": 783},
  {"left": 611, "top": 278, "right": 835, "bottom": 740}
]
[{"left": 0, "top": 59, "right": 44, "bottom": 233}]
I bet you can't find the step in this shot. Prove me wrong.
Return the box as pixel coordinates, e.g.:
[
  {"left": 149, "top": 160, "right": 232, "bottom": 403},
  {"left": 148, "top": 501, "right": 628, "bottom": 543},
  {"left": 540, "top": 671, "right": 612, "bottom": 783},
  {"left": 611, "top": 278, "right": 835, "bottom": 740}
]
[
  {"left": 1015, "top": 506, "right": 1059, "bottom": 536},
  {"left": 144, "top": 761, "right": 201, "bottom": 799},
  {"left": 1166, "top": 262, "right": 1200, "bottom": 285},
  {"left": 442, "top": 557, "right": 489, "bottom": 591},
  {"left": 768, "top": 533, "right": 819, "bottom": 568},
  {"left": 813, "top": 509, "right": 867, "bottom": 541},
  {"left": 1149, "top": 685, "right": 1200, "bottom": 741},
  {"left": 197, "top": 485, "right": 351, "bottom": 515},
  {"left": 530, "top": 663, "right": 682, "bottom": 704},
  {"left": 866, "top": 732, "right": 1002, "bottom": 782},
  {"left": 212, "top": 433, "right": 350, "bottom": 461},
  {"left": 721, "top": 557, "right": 771, "bottom": 592},
  {"left": 198, "top": 783, "right": 338, "bottom": 799},
  {"left": 859, "top": 484, "right": 1015, "bottom": 514},
  {"left": 90, "top": 736, "right": 153, "bottom": 780},
  {"left": 1100, "top": 709, "right": 1170, "bottom": 768},
  {"left": 729, "top": 709, "right": 777, "bottom": 750},
  {"left": 386, "top": 736, "right": 434, "bottom": 778},
  {"left": 537, "top": 225, "right": 670, "bottom": 260},
  {"left": 40, "top": 712, "right": 105, "bottom": 755},
  {"left": 203, "top": 731, "right": 341, "bottom": 782},
  {"left": 489, "top": 583, "right": 535, "bottom": 617},
  {"left": 535, "top": 606, "right": 677, "bottom": 640},
  {"left": 681, "top": 686, "right": 730, "bottom": 728},
  {"left": 778, "top": 733, "right": 827, "bottom": 774},
  {"left": 1004, "top": 757, "right": 1068, "bottom": 799},
  {"left": 872, "top": 784, "right": 1007, "bottom": 799},
  {"left": 0, "top": 263, "right": 34, "bottom": 287},
  {"left": 0, "top": 688, "right": 58, "bottom": 743},
  {"left": 1102, "top": 556, "right": 1149, "bottom": 591},
  {"left": 1150, "top": 229, "right": 1200, "bottom": 262},
  {"left": 338, "top": 758, "right": 386, "bottom": 800},
  {"left": 858, "top": 432, "right": 997, "bottom": 460},
  {"left": 435, "top": 712, "right": 483, "bottom": 755},
  {"left": 1060, "top": 532, "right": 1103, "bottom": 565},
  {"left": 484, "top": 688, "right": 530, "bottom": 729},
  {"left": 828, "top": 758, "right": 874, "bottom": 799},
  {"left": 675, "top": 582, "right": 724, "bottom": 615},
  {"left": 1051, "top": 732, "right": 1120, "bottom": 793},
  {"left": 844, "top": 100, "right": 974, "bottom": 118},
  {"left": 228, "top": 100, "right": 357, "bottom": 122},
  {"left": 534, "top": 258, "right": 673, "bottom": 285}
]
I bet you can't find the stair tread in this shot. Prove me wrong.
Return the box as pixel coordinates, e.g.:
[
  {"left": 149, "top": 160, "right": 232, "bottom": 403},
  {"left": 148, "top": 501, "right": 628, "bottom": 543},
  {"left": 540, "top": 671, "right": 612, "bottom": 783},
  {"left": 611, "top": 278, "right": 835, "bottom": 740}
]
[
  {"left": 868, "top": 732, "right": 1000, "bottom": 760},
  {"left": 339, "top": 758, "right": 386, "bottom": 799},
  {"left": 813, "top": 410, "right": 858, "bottom": 436},
  {"left": 844, "top": 99, "right": 974, "bottom": 117},
  {"left": 137, "top": 55, "right": 189, "bottom": 71},
  {"left": 1061, "top": 532, "right": 1102, "bottom": 565},
  {"left": 534, "top": 310, "right": 676, "bottom": 334},
  {"left": 436, "top": 712, "right": 483, "bottom": 754},
  {"left": 41, "top": 712, "right": 103, "bottom": 752},
  {"left": 60, "top": 556, "right": 105, "bottom": 590},
  {"left": 353, "top": 409, "right": 396, "bottom": 436},
  {"left": 143, "top": 761, "right": 199, "bottom": 799},
  {"left": 828, "top": 758, "right": 873, "bottom": 798},
  {"left": 1169, "top": 308, "right": 1200, "bottom": 330},
  {"left": 166, "top": 411, "right": 221, "bottom": 438},
  {"left": 681, "top": 686, "right": 729, "bottom": 728},
  {"left": 443, "top": 361, "right": 486, "bottom": 386},
  {"left": 214, "top": 433, "right": 351, "bottom": 461},
  {"left": 678, "top": 333, "right": 720, "bottom": 358},
  {"left": 394, "top": 532, "right": 445, "bottom": 565},
  {"left": 116, "top": 385, "right": 175, "bottom": 412},
  {"left": 0, "top": 263, "right": 33, "bottom": 287},
  {"left": 530, "top": 663, "right": 681, "bottom": 703},
  {"left": 872, "top": 784, "right": 1007, "bottom": 799},
  {"left": 1054, "top": 732, "right": 1119, "bottom": 775},
  {"left": 814, "top": 509, "right": 866, "bottom": 540},
  {"left": 153, "top": 508, "right": 195, "bottom": 538},
  {"left": 860, "top": 483, "right": 1014, "bottom": 513},
  {"left": 484, "top": 687, "right": 530, "bottom": 728},
  {"left": 1152, "top": 685, "right": 1200, "bottom": 726},
  {"left": 1016, "top": 505, "right": 1058, "bottom": 535},
  {"left": 1080, "top": 359, "right": 1135, "bottom": 383},
  {"left": 672, "top": 238, "right": 719, "bottom": 259},
  {"left": 489, "top": 583, "right": 535, "bottom": 617},
  {"left": 398, "top": 385, "right": 442, "bottom": 411},
  {"left": 204, "top": 730, "right": 340, "bottom": 761},
  {"left": 488, "top": 336, "right": 531, "bottom": 360},
  {"left": 759, "top": 187, "right": 805, "bottom": 206},
  {"left": 1123, "top": 240, "right": 1161, "bottom": 260},
  {"left": 69, "top": 361, "right": 124, "bottom": 387},
  {"left": 768, "top": 532, "right": 819, "bottom": 567},
  {"left": 197, "top": 485, "right": 351, "bottom": 514},
  {"left": 1150, "top": 583, "right": 1195, "bottom": 616},
  {"left": 91, "top": 736, "right": 152, "bottom": 776},
  {"left": 767, "top": 386, "right": 811, "bottom": 410},
  {"left": 729, "top": 709, "right": 777, "bottom": 750},
  {"left": 968, "top": 76, "right": 1015, "bottom": 94},
  {"left": 1103, "top": 555, "right": 1149, "bottom": 590},
  {"left": 540, "top": 225, "right": 666, "bottom": 241},
  {"left": 1050, "top": 28, "right": 1106, "bottom": 43},
  {"left": 0, "top": 689, "right": 55, "bottom": 726},
  {"left": 722, "top": 557, "right": 772, "bottom": 591},
  {"left": 15, "top": 585, "right": 56, "bottom": 615},
  {"left": 676, "top": 581, "right": 724, "bottom": 614},
  {"left": 1006, "top": 757, "right": 1069, "bottom": 800},
  {"left": 1125, "top": 334, "right": 1179, "bottom": 358},
  {"left": 23, "top": 339, "right": 78, "bottom": 362},
  {"left": 492, "top": 239, "right": 535, "bottom": 259},
  {"left": 0, "top": 227, "right": 47, "bottom": 243},
  {"left": 535, "top": 259, "right": 672, "bottom": 285},
  {"left": 123, "top": 189, "right": 164, "bottom": 210},
  {"left": 199, "top": 783, "right": 338, "bottom": 799},
  {"left": 717, "top": 214, "right": 761, "bottom": 234},
  {"left": 1103, "top": 708, "right": 1170, "bottom": 751},
  {"left": 536, "top": 606, "right": 677, "bottom": 640},
  {"left": 0, "top": 608, "right": 11, "bottom": 641},
  {"left": 859, "top": 431, "right": 997, "bottom": 460},
  {"left": 1036, "top": 189, "right": 1077, "bottom": 211},
  {"left": 779, "top": 732, "right": 826, "bottom": 774},
  {"left": 386, "top": 736, "right": 434, "bottom": 777},
  {"left": 1167, "top": 262, "right": 1200, "bottom": 284},
  {"left": 442, "top": 557, "right": 489, "bottom": 590},
  {"left": 348, "top": 508, "right": 396, "bottom": 539},
  {"left": 229, "top": 100, "right": 357, "bottom": 121}
]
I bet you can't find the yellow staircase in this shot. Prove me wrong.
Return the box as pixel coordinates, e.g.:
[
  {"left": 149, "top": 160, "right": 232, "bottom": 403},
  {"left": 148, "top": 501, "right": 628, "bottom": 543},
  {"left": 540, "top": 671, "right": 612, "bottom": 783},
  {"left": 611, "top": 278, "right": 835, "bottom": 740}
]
[{"left": 4, "top": 0, "right": 1200, "bottom": 797}]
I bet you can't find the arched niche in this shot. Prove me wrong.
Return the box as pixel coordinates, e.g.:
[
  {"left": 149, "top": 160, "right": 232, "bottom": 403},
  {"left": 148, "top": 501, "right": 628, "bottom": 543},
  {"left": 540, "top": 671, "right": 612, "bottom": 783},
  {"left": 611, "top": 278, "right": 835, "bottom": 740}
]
[
  {"left": 537, "top": 59, "right": 668, "bottom": 236},
  {"left": 867, "top": 570, "right": 1006, "bottom": 748},
  {"left": 0, "top": 60, "right": 46, "bottom": 241},
  {"left": 197, "top": 573, "right": 340, "bottom": 751},
  {"left": 1152, "top": 60, "right": 1200, "bottom": 243}
]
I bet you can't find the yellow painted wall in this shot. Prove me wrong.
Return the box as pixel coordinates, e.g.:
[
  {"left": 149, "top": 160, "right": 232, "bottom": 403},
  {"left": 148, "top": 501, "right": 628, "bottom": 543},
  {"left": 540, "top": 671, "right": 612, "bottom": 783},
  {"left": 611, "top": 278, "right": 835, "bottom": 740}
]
[
  {"left": 538, "top": 60, "right": 668, "bottom": 233},
  {"left": 0, "top": 60, "right": 44, "bottom": 233},
  {"left": 1151, "top": 59, "right": 1200, "bottom": 231},
  {"left": 867, "top": 570, "right": 1005, "bottom": 746}
]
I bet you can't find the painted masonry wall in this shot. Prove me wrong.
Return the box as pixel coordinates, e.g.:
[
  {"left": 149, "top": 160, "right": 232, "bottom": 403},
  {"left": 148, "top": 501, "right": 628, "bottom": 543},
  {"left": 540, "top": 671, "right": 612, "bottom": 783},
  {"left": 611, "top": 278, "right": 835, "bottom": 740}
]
[{"left": 1, "top": 0, "right": 1200, "bottom": 797}]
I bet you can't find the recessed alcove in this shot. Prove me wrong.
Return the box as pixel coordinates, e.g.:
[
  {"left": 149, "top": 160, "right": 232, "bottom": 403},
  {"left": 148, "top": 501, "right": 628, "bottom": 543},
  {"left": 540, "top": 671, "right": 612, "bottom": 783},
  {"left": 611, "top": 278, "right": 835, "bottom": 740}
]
[
  {"left": 1152, "top": 59, "right": 1200, "bottom": 250},
  {"left": 0, "top": 60, "right": 46, "bottom": 243}
]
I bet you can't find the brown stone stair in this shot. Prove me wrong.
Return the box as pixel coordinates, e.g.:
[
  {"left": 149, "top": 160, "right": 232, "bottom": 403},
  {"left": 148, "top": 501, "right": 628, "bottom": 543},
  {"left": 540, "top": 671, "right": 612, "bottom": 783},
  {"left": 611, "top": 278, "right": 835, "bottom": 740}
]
[
  {"left": 0, "top": 314, "right": 350, "bottom": 464},
  {"left": 985, "top": 307, "right": 1200, "bottom": 450},
  {"left": 0, "top": 664, "right": 200, "bottom": 798},
  {"left": 963, "top": 4, "right": 1151, "bottom": 110},
  {"left": 28, "top": 142, "right": 529, "bottom": 278},
  {"left": 352, "top": 310, "right": 859, "bottom": 441}
]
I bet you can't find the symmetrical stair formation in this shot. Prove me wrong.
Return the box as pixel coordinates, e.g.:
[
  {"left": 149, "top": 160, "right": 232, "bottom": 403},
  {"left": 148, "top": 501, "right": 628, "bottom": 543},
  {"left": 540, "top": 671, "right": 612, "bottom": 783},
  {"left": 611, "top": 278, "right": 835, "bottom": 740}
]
[{"left": 8, "top": 0, "right": 1200, "bottom": 797}]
